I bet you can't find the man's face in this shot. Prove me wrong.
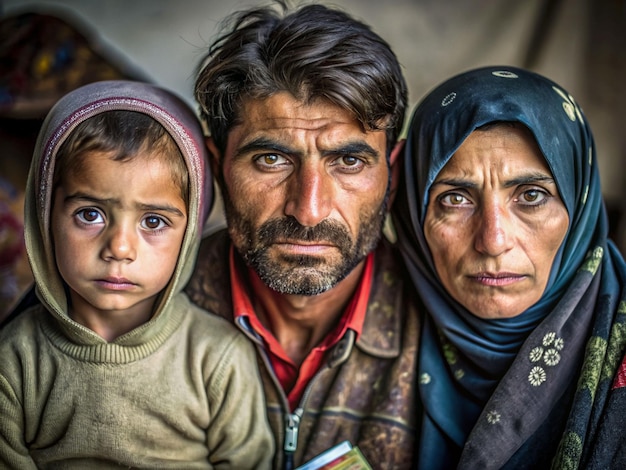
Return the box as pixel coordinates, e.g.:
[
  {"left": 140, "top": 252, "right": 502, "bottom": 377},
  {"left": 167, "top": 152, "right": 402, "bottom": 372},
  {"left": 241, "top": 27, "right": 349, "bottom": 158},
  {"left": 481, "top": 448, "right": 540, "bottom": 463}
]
[{"left": 217, "top": 92, "right": 391, "bottom": 295}]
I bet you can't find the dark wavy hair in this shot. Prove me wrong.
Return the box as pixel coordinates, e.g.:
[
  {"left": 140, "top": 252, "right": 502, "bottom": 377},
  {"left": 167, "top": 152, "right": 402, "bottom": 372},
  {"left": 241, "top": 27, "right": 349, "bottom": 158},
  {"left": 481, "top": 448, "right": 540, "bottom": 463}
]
[{"left": 194, "top": 1, "right": 408, "bottom": 157}]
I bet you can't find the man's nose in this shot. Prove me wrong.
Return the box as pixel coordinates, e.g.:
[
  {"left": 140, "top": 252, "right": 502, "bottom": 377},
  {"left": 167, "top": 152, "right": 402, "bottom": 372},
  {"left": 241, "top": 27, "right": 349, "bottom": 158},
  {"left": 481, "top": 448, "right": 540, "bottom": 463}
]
[{"left": 284, "top": 163, "right": 333, "bottom": 227}]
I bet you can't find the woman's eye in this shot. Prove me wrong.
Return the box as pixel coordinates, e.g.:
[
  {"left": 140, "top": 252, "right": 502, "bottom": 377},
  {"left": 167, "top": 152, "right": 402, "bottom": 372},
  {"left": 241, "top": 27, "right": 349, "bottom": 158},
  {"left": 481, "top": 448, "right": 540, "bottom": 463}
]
[
  {"left": 76, "top": 208, "right": 103, "bottom": 224},
  {"left": 142, "top": 215, "right": 167, "bottom": 230},
  {"left": 519, "top": 189, "right": 547, "bottom": 205},
  {"left": 440, "top": 193, "right": 468, "bottom": 206}
]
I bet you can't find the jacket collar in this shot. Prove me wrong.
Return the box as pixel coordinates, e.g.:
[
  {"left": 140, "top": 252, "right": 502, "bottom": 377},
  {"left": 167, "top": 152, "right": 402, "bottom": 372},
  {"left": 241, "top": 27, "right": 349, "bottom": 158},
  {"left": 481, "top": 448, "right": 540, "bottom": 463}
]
[{"left": 356, "top": 239, "right": 404, "bottom": 359}]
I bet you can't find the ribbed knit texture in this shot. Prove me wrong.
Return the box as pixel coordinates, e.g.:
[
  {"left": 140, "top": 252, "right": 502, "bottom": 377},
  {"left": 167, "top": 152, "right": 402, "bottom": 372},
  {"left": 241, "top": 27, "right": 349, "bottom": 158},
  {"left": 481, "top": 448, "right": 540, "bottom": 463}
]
[{"left": 1, "top": 295, "right": 273, "bottom": 468}]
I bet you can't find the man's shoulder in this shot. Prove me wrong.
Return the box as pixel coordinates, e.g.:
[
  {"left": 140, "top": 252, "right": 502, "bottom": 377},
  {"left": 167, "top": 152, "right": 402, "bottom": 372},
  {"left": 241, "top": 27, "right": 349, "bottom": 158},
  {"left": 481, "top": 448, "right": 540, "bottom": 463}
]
[
  {"left": 371, "top": 238, "right": 418, "bottom": 313},
  {"left": 358, "top": 238, "right": 419, "bottom": 354},
  {"left": 371, "top": 237, "right": 410, "bottom": 287},
  {"left": 185, "top": 228, "right": 233, "bottom": 320},
  {"left": 195, "top": 228, "right": 231, "bottom": 267}
]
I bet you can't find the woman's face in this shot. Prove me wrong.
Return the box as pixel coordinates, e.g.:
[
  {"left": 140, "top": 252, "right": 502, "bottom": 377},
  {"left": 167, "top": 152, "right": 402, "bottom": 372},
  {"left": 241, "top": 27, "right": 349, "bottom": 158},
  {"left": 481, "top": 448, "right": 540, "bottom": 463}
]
[{"left": 424, "top": 124, "right": 569, "bottom": 319}]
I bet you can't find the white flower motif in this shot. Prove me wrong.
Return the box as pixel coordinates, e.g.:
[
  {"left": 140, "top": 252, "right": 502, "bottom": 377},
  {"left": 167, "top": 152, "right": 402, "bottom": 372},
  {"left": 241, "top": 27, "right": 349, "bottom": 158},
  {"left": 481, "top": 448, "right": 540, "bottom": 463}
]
[
  {"left": 529, "top": 366, "right": 547, "bottom": 386},
  {"left": 543, "top": 332, "right": 556, "bottom": 347},
  {"left": 553, "top": 338, "right": 565, "bottom": 351},
  {"left": 562, "top": 102, "right": 576, "bottom": 121},
  {"left": 552, "top": 86, "right": 584, "bottom": 124},
  {"left": 544, "top": 349, "right": 561, "bottom": 366},
  {"left": 420, "top": 373, "right": 431, "bottom": 385},
  {"left": 486, "top": 410, "right": 501, "bottom": 425},
  {"left": 441, "top": 92, "right": 456, "bottom": 107},
  {"left": 529, "top": 347, "right": 544, "bottom": 362},
  {"left": 492, "top": 71, "right": 518, "bottom": 79},
  {"left": 454, "top": 369, "right": 465, "bottom": 380}
]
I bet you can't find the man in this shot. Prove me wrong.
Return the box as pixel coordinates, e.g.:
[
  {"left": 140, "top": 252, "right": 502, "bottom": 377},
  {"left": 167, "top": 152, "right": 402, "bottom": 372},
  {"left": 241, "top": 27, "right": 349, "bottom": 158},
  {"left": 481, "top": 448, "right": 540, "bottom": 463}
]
[{"left": 186, "top": 2, "right": 419, "bottom": 469}]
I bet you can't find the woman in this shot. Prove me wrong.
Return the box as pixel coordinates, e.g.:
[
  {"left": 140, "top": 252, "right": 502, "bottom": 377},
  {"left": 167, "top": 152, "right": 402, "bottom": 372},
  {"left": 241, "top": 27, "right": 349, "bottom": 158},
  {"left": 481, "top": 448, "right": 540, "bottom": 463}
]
[{"left": 391, "top": 66, "right": 626, "bottom": 469}]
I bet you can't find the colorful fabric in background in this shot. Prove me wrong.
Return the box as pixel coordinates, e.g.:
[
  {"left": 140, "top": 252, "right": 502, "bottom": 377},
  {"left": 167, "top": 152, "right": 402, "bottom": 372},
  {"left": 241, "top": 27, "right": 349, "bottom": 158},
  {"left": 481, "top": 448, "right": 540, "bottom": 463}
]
[
  {"left": 0, "top": 10, "right": 149, "bottom": 318},
  {"left": 0, "top": 176, "right": 26, "bottom": 310},
  {"left": 391, "top": 66, "right": 626, "bottom": 469},
  {"left": 0, "top": 11, "right": 148, "bottom": 119}
]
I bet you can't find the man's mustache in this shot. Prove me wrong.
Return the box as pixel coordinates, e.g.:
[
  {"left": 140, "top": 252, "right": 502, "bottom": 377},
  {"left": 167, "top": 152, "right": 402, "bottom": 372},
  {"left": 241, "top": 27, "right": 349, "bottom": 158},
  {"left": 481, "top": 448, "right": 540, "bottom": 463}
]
[{"left": 256, "top": 217, "right": 352, "bottom": 253}]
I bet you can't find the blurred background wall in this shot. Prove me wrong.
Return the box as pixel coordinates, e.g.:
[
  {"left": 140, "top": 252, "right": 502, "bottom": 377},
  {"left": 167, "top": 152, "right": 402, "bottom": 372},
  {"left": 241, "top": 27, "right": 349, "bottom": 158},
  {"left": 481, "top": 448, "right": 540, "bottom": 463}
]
[{"left": 1, "top": 0, "right": 625, "bottom": 314}]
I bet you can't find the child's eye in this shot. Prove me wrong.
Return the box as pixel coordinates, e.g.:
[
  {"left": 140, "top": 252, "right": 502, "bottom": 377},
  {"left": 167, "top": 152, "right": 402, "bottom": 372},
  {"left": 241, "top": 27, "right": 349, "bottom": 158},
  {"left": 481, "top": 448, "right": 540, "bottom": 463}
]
[
  {"left": 76, "top": 208, "right": 104, "bottom": 224},
  {"left": 141, "top": 215, "right": 168, "bottom": 231}
]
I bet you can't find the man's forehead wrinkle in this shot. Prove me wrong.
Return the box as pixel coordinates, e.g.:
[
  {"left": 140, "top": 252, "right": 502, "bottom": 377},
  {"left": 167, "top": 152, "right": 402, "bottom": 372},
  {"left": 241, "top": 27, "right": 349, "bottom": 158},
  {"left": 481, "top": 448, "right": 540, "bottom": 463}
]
[
  {"left": 231, "top": 93, "right": 386, "bottom": 161},
  {"left": 250, "top": 113, "right": 346, "bottom": 133},
  {"left": 243, "top": 95, "right": 351, "bottom": 130}
]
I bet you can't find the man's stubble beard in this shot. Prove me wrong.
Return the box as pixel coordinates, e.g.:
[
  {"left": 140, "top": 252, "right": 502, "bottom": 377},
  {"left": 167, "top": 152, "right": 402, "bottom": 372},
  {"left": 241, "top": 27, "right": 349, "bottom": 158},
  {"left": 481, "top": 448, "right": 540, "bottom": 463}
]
[{"left": 220, "top": 183, "right": 389, "bottom": 296}]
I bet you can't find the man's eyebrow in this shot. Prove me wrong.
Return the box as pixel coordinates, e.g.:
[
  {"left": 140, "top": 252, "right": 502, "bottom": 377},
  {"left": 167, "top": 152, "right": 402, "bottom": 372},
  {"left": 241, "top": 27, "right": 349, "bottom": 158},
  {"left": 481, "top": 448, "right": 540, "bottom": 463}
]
[
  {"left": 322, "top": 142, "right": 380, "bottom": 161},
  {"left": 64, "top": 193, "right": 185, "bottom": 217},
  {"left": 235, "top": 137, "right": 296, "bottom": 158},
  {"left": 432, "top": 172, "right": 556, "bottom": 189},
  {"left": 235, "top": 137, "right": 381, "bottom": 161}
]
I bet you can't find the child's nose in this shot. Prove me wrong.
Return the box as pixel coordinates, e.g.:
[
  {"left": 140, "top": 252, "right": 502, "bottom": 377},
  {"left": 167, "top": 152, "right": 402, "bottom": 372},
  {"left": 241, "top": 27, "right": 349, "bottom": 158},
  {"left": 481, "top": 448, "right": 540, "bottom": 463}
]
[{"left": 101, "top": 224, "right": 137, "bottom": 262}]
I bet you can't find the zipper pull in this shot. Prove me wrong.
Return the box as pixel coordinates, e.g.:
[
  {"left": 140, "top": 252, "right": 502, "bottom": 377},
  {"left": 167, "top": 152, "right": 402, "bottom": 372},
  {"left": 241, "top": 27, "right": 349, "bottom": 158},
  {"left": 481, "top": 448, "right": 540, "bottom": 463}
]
[{"left": 284, "top": 411, "right": 301, "bottom": 453}]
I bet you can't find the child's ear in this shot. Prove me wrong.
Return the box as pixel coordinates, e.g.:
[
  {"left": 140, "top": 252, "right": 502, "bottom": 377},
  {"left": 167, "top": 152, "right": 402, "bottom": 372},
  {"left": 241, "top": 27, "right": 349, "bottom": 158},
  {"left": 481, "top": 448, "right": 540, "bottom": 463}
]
[
  {"left": 205, "top": 137, "right": 221, "bottom": 177},
  {"left": 388, "top": 139, "right": 405, "bottom": 206}
]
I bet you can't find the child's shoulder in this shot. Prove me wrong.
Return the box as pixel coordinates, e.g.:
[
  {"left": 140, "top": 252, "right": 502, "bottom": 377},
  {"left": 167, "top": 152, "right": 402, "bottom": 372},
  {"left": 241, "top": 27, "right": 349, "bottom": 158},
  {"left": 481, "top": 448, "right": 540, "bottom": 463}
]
[
  {"left": 0, "top": 305, "right": 52, "bottom": 371},
  {"left": 187, "top": 303, "right": 241, "bottom": 337},
  {"left": 176, "top": 296, "right": 248, "bottom": 344},
  {"left": 0, "top": 304, "right": 48, "bottom": 343}
]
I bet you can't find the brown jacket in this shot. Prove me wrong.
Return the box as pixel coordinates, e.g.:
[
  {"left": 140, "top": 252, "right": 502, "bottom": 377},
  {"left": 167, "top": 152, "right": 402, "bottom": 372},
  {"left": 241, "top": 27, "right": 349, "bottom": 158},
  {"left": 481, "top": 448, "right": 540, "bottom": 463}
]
[{"left": 186, "top": 230, "right": 420, "bottom": 469}]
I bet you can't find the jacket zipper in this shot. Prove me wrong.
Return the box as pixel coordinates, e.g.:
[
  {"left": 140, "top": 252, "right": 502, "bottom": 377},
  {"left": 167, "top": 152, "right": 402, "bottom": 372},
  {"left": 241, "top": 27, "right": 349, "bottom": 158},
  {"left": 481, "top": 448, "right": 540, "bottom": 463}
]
[
  {"left": 282, "top": 330, "right": 355, "bottom": 469},
  {"left": 236, "top": 317, "right": 355, "bottom": 469},
  {"left": 283, "top": 364, "right": 329, "bottom": 470}
]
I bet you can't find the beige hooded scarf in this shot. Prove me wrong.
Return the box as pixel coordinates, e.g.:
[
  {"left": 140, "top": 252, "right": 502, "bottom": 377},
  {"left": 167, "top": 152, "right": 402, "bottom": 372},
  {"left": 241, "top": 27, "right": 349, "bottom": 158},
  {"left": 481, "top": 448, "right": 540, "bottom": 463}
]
[{"left": 0, "top": 80, "right": 273, "bottom": 469}]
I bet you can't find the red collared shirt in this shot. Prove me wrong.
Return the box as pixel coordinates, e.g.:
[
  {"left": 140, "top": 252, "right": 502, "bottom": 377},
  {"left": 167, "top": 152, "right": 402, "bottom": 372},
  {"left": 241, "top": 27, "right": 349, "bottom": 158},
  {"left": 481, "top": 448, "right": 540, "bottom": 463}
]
[{"left": 230, "top": 246, "right": 373, "bottom": 411}]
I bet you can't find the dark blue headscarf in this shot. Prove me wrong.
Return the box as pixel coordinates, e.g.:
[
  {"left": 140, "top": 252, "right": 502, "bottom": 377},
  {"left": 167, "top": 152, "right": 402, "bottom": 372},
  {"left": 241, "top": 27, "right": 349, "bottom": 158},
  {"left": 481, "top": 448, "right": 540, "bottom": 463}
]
[{"left": 392, "top": 66, "right": 626, "bottom": 468}]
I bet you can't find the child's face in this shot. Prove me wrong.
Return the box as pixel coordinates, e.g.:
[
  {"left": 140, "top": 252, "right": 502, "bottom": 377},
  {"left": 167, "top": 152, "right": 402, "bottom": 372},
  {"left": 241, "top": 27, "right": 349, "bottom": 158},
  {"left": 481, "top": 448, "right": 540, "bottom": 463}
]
[{"left": 51, "top": 150, "right": 188, "bottom": 327}]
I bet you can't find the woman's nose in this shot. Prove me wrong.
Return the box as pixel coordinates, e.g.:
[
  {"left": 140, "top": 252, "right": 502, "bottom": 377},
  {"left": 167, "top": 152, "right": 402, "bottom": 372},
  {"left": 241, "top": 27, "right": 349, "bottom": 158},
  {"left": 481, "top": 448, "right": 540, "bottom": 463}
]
[{"left": 473, "top": 201, "right": 514, "bottom": 256}]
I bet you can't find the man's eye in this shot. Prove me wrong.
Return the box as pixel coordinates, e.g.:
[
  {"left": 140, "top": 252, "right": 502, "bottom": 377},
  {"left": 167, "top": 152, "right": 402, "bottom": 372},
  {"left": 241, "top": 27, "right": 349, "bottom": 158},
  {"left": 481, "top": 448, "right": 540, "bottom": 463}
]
[
  {"left": 254, "top": 153, "right": 289, "bottom": 169},
  {"left": 76, "top": 208, "right": 103, "bottom": 224},
  {"left": 342, "top": 156, "right": 360, "bottom": 166},
  {"left": 335, "top": 155, "right": 365, "bottom": 172},
  {"left": 262, "top": 154, "right": 279, "bottom": 165}
]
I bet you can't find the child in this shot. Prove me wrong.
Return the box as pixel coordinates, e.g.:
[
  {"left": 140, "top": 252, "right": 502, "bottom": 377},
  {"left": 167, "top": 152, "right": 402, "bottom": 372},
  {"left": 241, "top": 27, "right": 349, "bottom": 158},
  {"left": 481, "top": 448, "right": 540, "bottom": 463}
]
[{"left": 0, "top": 80, "right": 274, "bottom": 468}]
